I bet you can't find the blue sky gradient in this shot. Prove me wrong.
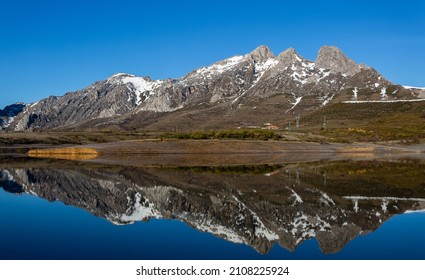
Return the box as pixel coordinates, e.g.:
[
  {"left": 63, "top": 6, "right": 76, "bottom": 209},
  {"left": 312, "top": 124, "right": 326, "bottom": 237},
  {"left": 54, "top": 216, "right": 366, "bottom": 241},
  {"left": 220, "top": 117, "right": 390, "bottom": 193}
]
[{"left": 0, "top": 0, "right": 424, "bottom": 108}]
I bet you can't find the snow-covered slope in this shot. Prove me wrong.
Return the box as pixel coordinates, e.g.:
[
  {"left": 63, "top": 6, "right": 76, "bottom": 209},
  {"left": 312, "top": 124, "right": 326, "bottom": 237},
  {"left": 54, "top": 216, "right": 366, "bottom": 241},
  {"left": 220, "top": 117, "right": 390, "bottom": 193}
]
[{"left": 108, "top": 74, "right": 164, "bottom": 106}]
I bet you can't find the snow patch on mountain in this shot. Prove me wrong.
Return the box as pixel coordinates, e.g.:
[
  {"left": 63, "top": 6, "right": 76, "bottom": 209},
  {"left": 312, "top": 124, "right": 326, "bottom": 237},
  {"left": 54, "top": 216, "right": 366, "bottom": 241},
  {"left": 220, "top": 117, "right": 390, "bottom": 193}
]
[
  {"left": 290, "top": 212, "right": 331, "bottom": 245},
  {"left": 196, "top": 55, "right": 245, "bottom": 78},
  {"left": 287, "top": 57, "right": 335, "bottom": 86},
  {"left": 290, "top": 71, "right": 308, "bottom": 85},
  {"left": 192, "top": 217, "right": 245, "bottom": 244},
  {"left": 230, "top": 58, "right": 279, "bottom": 105},
  {"left": 317, "top": 69, "right": 330, "bottom": 82},
  {"left": 320, "top": 193, "right": 335, "bottom": 206},
  {"left": 403, "top": 85, "right": 425, "bottom": 90},
  {"left": 342, "top": 99, "right": 425, "bottom": 104},
  {"left": 289, "top": 188, "right": 303, "bottom": 205},
  {"left": 404, "top": 209, "right": 425, "bottom": 214},
  {"left": 120, "top": 76, "right": 163, "bottom": 105},
  {"left": 109, "top": 73, "right": 134, "bottom": 79},
  {"left": 287, "top": 95, "right": 302, "bottom": 112},
  {"left": 30, "top": 101, "right": 39, "bottom": 108},
  {"left": 343, "top": 196, "right": 425, "bottom": 202},
  {"left": 322, "top": 93, "right": 335, "bottom": 106},
  {"left": 254, "top": 58, "right": 278, "bottom": 83},
  {"left": 233, "top": 196, "right": 279, "bottom": 241},
  {"left": 3, "top": 170, "right": 15, "bottom": 182},
  {"left": 119, "top": 193, "right": 162, "bottom": 224}
]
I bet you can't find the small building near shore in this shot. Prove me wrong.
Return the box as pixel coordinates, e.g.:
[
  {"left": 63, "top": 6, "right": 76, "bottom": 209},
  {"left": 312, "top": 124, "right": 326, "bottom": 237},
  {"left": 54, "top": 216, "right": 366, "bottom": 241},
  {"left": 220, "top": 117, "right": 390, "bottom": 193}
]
[{"left": 262, "top": 123, "right": 279, "bottom": 130}]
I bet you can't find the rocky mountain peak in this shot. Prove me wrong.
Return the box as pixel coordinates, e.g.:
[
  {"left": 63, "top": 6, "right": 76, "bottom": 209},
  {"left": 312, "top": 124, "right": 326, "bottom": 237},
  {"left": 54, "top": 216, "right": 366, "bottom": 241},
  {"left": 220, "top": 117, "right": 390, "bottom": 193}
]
[
  {"left": 277, "top": 47, "right": 298, "bottom": 58},
  {"left": 248, "top": 45, "right": 275, "bottom": 63},
  {"left": 277, "top": 47, "right": 306, "bottom": 68},
  {"left": 315, "top": 46, "right": 360, "bottom": 76},
  {"left": 107, "top": 72, "right": 135, "bottom": 82}
]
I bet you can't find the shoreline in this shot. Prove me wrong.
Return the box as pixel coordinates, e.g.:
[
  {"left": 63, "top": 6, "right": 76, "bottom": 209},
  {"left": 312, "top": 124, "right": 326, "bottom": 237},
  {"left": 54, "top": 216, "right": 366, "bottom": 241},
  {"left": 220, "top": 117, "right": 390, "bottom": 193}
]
[{"left": 23, "top": 139, "right": 425, "bottom": 167}]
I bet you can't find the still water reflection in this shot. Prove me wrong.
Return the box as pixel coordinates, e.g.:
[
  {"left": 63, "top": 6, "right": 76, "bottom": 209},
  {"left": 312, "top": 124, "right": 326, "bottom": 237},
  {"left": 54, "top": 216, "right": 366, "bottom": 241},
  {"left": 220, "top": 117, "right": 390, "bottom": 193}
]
[{"left": 1, "top": 156, "right": 425, "bottom": 259}]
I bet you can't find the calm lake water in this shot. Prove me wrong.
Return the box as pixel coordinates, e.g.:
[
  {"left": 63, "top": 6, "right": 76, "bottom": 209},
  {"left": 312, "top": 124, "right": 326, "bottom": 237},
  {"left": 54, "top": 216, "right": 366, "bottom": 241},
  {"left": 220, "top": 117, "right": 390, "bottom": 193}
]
[{"left": 1, "top": 155, "right": 425, "bottom": 259}]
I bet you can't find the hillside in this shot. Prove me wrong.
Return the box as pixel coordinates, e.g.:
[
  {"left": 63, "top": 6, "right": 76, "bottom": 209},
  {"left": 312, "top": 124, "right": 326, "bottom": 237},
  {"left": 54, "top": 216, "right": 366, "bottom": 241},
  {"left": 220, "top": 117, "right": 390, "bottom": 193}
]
[{"left": 3, "top": 45, "right": 423, "bottom": 132}]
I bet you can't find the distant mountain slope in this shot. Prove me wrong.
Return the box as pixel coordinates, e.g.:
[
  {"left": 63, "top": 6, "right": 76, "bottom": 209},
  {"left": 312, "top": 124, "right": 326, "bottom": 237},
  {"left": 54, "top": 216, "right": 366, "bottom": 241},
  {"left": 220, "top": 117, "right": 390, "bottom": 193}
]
[
  {"left": 5, "top": 46, "right": 423, "bottom": 131},
  {"left": 0, "top": 103, "right": 26, "bottom": 130}
]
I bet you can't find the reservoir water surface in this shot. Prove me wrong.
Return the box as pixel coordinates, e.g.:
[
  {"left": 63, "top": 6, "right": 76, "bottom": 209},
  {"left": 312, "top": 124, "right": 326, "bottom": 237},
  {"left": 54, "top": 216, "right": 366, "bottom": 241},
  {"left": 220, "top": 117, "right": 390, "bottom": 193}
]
[{"left": 1, "top": 155, "right": 425, "bottom": 259}]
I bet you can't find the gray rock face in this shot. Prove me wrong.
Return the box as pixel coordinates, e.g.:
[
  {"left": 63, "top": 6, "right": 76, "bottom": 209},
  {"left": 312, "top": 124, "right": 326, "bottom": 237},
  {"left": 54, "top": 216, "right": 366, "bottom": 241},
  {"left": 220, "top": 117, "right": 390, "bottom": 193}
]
[
  {"left": 315, "top": 46, "right": 361, "bottom": 76},
  {"left": 11, "top": 75, "right": 169, "bottom": 131},
  {"left": 276, "top": 47, "right": 302, "bottom": 67},
  {"left": 5, "top": 45, "right": 416, "bottom": 131},
  {"left": 248, "top": 45, "right": 275, "bottom": 63}
]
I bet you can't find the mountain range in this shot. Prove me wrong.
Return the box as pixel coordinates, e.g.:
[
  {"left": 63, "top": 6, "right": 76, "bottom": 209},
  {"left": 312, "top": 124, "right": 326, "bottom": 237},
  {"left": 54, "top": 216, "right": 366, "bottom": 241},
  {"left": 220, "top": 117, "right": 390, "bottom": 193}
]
[{"left": 1, "top": 45, "right": 424, "bottom": 131}]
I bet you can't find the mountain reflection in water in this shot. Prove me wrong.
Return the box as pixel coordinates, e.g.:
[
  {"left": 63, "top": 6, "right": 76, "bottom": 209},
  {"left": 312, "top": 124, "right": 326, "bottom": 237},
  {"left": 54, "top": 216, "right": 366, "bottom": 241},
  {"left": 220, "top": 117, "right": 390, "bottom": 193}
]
[{"left": 1, "top": 157, "right": 425, "bottom": 258}]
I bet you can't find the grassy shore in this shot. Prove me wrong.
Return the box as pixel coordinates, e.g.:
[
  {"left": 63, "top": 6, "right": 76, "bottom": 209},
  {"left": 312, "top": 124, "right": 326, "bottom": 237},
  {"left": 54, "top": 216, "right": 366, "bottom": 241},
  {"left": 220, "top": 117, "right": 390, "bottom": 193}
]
[{"left": 0, "top": 131, "right": 155, "bottom": 146}]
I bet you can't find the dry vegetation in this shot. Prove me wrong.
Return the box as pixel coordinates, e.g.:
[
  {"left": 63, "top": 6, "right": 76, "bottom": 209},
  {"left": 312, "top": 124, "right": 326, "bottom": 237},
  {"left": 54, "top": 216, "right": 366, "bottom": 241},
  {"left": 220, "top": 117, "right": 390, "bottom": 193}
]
[{"left": 28, "top": 147, "right": 99, "bottom": 160}]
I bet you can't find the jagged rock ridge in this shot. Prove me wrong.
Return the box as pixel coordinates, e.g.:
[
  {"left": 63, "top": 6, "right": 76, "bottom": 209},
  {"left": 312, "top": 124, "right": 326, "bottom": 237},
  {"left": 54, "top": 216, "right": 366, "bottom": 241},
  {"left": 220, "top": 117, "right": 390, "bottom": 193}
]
[{"left": 4, "top": 45, "right": 422, "bottom": 131}]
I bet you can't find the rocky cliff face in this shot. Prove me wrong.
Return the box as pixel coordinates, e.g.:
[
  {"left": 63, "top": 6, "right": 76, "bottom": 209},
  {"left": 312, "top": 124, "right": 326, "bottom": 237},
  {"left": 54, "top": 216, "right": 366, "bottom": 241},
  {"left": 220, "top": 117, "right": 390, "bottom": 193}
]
[
  {"left": 4, "top": 45, "right": 421, "bottom": 131},
  {"left": 315, "top": 46, "right": 362, "bottom": 76},
  {"left": 2, "top": 160, "right": 424, "bottom": 254}
]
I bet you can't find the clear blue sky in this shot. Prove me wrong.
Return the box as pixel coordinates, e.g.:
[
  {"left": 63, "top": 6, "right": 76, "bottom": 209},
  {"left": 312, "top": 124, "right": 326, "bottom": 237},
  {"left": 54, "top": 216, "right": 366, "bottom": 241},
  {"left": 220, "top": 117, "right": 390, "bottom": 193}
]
[{"left": 1, "top": 0, "right": 424, "bottom": 108}]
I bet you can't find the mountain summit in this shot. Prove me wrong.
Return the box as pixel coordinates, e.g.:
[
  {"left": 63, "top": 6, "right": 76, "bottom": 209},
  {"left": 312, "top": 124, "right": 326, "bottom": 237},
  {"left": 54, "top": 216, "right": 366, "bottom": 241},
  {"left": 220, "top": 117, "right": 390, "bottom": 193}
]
[
  {"left": 3, "top": 45, "right": 421, "bottom": 131},
  {"left": 248, "top": 45, "right": 275, "bottom": 63},
  {"left": 315, "top": 46, "right": 361, "bottom": 76}
]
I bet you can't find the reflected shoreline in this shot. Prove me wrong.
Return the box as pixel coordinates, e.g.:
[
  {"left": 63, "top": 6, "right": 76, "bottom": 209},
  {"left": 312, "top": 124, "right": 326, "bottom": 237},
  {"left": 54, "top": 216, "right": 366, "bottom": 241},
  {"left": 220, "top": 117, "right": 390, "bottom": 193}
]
[{"left": 16, "top": 139, "right": 425, "bottom": 167}]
